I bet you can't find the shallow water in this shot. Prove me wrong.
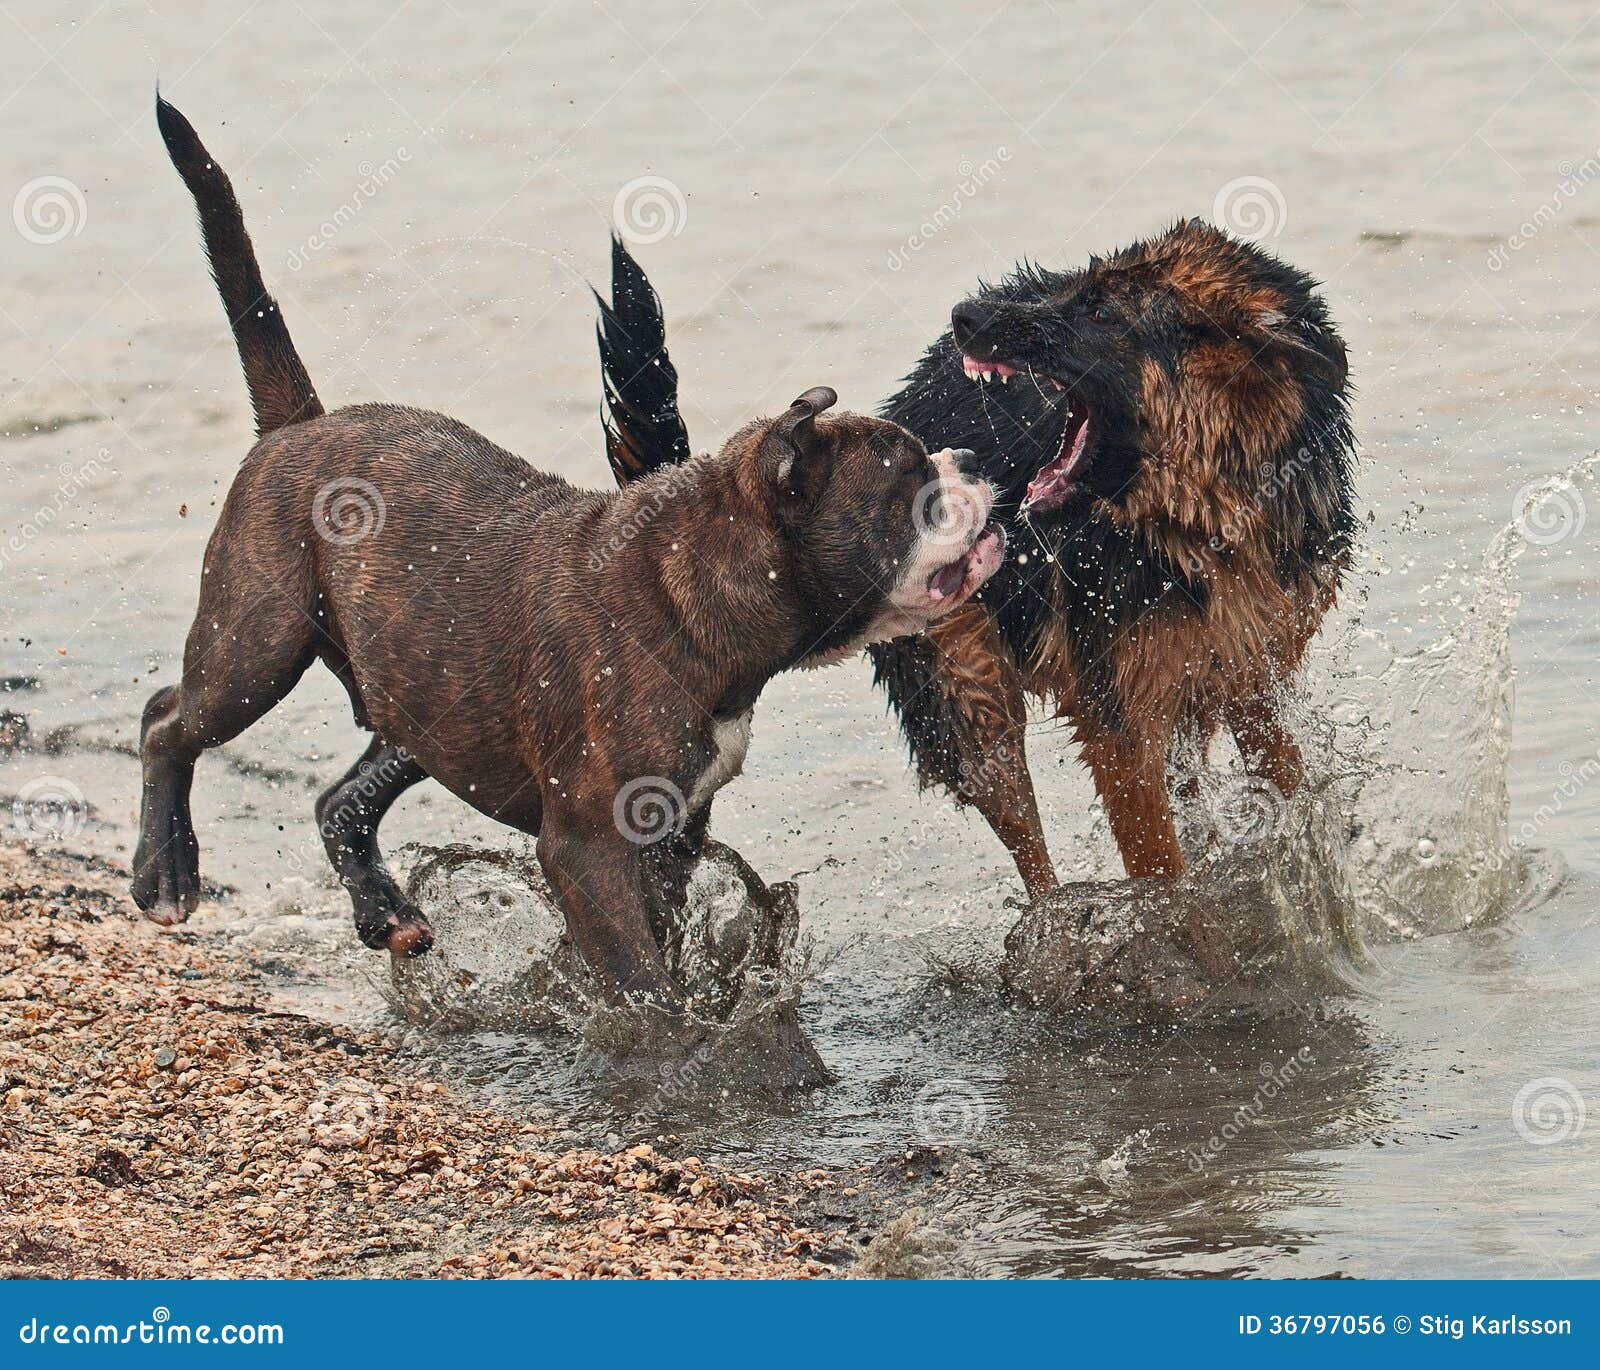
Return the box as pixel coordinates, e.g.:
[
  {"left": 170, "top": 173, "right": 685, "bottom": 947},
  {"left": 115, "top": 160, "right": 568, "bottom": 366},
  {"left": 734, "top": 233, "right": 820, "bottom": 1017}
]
[{"left": 3, "top": 1, "right": 1599, "bottom": 1277}]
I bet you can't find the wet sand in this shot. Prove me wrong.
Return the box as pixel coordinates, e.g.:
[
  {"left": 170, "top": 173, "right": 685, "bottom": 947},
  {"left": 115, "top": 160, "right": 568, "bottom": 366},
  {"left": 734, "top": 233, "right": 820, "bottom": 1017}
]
[{"left": 0, "top": 838, "right": 838, "bottom": 1280}]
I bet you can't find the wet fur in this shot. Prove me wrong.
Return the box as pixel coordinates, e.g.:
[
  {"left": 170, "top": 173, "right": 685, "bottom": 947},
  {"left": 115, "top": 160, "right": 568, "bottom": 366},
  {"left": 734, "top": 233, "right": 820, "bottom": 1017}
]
[
  {"left": 597, "top": 222, "right": 1357, "bottom": 912},
  {"left": 135, "top": 98, "right": 984, "bottom": 1010}
]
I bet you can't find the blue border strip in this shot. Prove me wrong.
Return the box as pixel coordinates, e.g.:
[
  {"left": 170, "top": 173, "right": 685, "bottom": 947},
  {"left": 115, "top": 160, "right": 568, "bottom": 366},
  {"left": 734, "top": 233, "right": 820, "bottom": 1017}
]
[{"left": 0, "top": 1280, "right": 1593, "bottom": 1365}]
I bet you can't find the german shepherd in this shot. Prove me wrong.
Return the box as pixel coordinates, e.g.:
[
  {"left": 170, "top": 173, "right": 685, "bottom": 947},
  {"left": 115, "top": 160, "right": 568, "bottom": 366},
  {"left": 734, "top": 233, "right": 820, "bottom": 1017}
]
[{"left": 595, "top": 224, "right": 1357, "bottom": 938}]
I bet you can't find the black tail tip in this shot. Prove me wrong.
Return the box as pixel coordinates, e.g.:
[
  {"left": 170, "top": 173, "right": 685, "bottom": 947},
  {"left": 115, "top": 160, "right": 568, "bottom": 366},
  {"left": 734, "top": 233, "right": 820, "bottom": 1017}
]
[
  {"left": 609, "top": 231, "right": 645, "bottom": 277},
  {"left": 154, "top": 91, "right": 204, "bottom": 165}
]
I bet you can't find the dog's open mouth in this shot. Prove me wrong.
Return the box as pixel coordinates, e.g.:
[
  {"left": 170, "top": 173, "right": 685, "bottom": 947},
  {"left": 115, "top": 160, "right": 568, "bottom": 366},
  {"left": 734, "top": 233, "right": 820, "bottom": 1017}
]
[
  {"left": 926, "top": 523, "right": 1006, "bottom": 608},
  {"left": 1024, "top": 400, "right": 1090, "bottom": 513},
  {"left": 962, "top": 355, "right": 1091, "bottom": 515}
]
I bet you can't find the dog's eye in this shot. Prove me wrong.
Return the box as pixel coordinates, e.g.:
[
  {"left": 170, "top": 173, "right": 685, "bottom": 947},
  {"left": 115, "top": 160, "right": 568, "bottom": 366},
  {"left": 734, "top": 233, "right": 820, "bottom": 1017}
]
[{"left": 1090, "top": 304, "right": 1118, "bottom": 325}]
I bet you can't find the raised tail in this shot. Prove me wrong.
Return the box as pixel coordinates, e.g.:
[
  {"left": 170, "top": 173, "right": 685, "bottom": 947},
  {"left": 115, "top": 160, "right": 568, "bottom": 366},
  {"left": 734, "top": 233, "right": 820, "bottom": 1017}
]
[
  {"left": 155, "top": 94, "right": 323, "bottom": 437},
  {"left": 595, "top": 235, "right": 691, "bottom": 486}
]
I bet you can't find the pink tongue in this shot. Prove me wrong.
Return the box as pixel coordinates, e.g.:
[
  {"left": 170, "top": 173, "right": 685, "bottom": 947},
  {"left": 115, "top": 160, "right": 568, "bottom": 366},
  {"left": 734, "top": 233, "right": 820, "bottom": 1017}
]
[
  {"left": 1025, "top": 464, "right": 1073, "bottom": 506},
  {"left": 929, "top": 557, "right": 967, "bottom": 599},
  {"left": 1025, "top": 417, "right": 1087, "bottom": 505}
]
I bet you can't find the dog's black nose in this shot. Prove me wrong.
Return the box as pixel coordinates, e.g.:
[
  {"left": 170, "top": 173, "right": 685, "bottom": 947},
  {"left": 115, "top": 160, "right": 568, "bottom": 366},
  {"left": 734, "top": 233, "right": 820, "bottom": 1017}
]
[
  {"left": 951, "top": 447, "right": 982, "bottom": 478},
  {"left": 951, "top": 299, "right": 987, "bottom": 342}
]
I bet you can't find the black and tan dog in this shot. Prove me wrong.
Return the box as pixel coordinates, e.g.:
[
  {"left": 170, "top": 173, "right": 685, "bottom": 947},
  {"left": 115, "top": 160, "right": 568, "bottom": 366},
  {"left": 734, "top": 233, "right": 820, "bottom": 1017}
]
[
  {"left": 132, "top": 99, "right": 1004, "bottom": 1009},
  {"left": 597, "top": 224, "right": 1356, "bottom": 946}
]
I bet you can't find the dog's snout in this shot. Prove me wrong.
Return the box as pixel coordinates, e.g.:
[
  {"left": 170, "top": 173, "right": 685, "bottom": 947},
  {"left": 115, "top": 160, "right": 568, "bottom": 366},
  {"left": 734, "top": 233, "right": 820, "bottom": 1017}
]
[
  {"left": 951, "top": 299, "right": 990, "bottom": 346},
  {"left": 952, "top": 447, "right": 981, "bottom": 479}
]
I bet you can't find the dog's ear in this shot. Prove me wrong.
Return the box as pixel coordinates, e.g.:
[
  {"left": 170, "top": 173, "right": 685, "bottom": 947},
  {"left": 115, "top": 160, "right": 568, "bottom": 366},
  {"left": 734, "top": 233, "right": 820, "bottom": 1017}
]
[
  {"left": 1251, "top": 307, "right": 1348, "bottom": 388},
  {"left": 768, "top": 386, "right": 838, "bottom": 500}
]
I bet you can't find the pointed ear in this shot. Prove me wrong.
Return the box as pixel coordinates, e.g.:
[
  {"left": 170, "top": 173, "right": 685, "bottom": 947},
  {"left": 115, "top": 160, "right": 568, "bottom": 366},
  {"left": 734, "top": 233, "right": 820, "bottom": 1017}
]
[
  {"left": 1251, "top": 307, "right": 1348, "bottom": 387},
  {"left": 769, "top": 385, "right": 837, "bottom": 494}
]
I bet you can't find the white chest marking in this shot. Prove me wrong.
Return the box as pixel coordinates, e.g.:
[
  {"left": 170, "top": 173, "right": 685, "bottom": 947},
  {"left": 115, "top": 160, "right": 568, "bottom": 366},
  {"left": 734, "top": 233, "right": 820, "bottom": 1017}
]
[{"left": 687, "top": 711, "right": 753, "bottom": 811}]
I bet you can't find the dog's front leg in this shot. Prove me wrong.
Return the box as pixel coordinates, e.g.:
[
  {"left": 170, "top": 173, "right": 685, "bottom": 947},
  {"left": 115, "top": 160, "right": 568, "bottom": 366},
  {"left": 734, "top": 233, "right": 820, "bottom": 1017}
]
[
  {"left": 1079, "top": 726, "right": 1258, "bottom": 982},
  {"left": 317, "top": 737, "right": 432, "bottom": 955},
  {"left": 870, "top": 606, "right": 1057, "bottom": 900},
  {"left": 639, "top": 804, "right": 711, "bottom": 962},
  {"left": 1079, "top": 726, "right": 1185, "bottom": 879},
  {"left": 536, "top": 823, "right": 685, "bottom": 1012}
]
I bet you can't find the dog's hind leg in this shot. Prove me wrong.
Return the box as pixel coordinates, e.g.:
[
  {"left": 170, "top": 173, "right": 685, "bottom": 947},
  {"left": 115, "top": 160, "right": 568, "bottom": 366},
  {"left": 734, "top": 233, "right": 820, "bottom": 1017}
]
[
  {"left": 315, "top": 737, "right": 432, "bottom": 955},
  {"left": 870, "top": 605, "right": 1056, "bottom": 900},
  {"left": 130, "top": 685, "right": 201, "bottom": 923},
  {"left": 1223, "top": 691, "right": 1304, "bottom": 800},
  {"left": 132, "top": 584, "right": 318, "bottom": 922}
]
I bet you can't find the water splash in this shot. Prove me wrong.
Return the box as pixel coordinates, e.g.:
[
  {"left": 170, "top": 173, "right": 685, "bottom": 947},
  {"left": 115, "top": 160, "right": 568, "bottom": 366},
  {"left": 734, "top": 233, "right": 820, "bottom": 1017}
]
[
  {"left": 386, "top": 842, "right": 585, "bottom": 1029},
  {"left": 1315, "top": 452, "right": 1595, "bottom": 938},
  {"left": 1002, "top": 453, "right": 1597, "bottom": 1017},
  {"left": 385, "top": 837, "right": 832, "bottom": 1096}
]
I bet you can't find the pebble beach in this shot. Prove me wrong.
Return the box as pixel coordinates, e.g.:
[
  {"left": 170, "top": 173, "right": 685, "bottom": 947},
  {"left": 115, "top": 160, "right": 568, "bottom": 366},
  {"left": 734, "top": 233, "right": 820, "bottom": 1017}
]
[{"left": 0, "top": 839, "right": 836, "bottom": 1280}]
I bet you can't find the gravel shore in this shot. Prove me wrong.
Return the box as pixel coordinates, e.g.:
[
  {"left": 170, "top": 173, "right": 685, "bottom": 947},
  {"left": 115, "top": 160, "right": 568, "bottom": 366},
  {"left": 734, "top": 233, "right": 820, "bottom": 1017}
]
[{"left": 0, "top": 839, "right": 835, "bottom": 1279}]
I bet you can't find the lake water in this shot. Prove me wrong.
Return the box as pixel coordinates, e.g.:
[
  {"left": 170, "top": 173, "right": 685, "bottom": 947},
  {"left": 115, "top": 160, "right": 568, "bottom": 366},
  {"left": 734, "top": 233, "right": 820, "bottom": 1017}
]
[{"left": 2, "top": 0, "right": 1598, "bottom": 1276}]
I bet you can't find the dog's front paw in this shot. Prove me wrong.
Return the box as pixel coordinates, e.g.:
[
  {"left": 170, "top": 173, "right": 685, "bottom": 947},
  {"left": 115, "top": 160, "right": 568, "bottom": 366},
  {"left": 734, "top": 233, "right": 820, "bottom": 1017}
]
[{"left": 354, "top": 894, "right": 434, "bottom": 958}]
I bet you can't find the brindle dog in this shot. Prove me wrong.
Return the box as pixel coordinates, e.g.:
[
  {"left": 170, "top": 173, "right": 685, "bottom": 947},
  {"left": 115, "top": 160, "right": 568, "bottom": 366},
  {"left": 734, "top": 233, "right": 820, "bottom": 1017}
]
[
  {"left": 133, "top": 99, "right": 1004, "bottom": 1009},
  {"left": 596, "top": 225, "right": 1357, "bottom": 962}
]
